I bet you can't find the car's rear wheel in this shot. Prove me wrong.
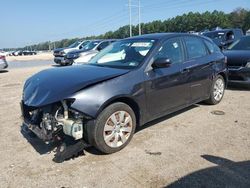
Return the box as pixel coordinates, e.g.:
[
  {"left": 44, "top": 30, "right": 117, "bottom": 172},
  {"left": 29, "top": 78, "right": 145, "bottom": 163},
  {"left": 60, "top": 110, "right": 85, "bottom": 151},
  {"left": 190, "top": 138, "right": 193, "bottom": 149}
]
[
  {"left": 205, "top": 75, "right": 225, "bottom": 105},
  {"left": 87, "top": 102, "right": 136, "bottom": 154}
]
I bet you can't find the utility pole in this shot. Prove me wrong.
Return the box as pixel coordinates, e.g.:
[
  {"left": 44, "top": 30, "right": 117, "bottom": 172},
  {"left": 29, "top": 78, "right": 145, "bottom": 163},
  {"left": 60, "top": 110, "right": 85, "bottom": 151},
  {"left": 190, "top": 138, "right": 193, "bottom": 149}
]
[
  {"left": 128, "top": 0, "right": 132, "bottom": 37},
  {"left": 127, "top": 0, "right": 141, "bottom": 36},
  {"left": 138, "top": 0, "right": 141, "bottom": 35},
  {"left": 49, "top": 41, "right": 51, "bottom": 51}
]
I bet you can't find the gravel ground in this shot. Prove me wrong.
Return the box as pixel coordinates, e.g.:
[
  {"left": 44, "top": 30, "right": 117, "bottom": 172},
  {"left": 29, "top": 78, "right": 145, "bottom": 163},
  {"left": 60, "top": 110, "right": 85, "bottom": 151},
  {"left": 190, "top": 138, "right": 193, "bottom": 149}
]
[{"left": 0, "top": 65, "right": 249, "bottom": 188}]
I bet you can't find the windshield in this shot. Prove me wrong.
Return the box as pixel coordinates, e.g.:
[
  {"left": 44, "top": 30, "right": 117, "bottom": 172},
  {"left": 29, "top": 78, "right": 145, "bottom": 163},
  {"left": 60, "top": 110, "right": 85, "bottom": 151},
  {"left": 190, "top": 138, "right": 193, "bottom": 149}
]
[
  {"left": 82, "top": 41, "right": 101, "bottom": 51},
  {"left": 68, "top": 41, "right": 81, "bottom": 48},
  {"left": 228, "top": 37, "right": 250, "bottom": 50},
  {"left": 88, "top": 39, "right": 155, "bottom": 69},
  {"left": 80, "top": 41, "right": 90, "bottom": 47}
]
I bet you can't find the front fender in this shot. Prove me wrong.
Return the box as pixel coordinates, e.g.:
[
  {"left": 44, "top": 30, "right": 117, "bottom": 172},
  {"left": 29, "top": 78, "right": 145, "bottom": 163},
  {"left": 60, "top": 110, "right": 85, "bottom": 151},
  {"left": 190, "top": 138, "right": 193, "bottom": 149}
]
[{"left": 69, "top": 70, "right": 145, "bottom": 120}]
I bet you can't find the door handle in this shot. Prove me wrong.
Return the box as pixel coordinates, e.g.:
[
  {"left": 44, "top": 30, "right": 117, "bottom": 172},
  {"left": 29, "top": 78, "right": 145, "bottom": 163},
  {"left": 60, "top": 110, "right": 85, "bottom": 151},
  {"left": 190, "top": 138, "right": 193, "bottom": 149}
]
[{"left": 181, "top": 68, "right": 190, "bottom": 73}]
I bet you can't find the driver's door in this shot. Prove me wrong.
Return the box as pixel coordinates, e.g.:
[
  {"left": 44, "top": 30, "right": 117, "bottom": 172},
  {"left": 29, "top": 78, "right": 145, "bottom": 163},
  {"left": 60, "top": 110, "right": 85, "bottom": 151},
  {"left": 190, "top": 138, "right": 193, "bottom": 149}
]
[{"left": 144, "top": 37, "right": 190, "bottom": 120}]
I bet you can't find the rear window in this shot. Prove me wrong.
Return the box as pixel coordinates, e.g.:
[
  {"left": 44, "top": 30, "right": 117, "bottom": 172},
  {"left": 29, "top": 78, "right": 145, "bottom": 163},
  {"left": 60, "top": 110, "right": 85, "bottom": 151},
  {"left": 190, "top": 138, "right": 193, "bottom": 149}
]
[{"left": 185, "top": 37, "right": 207, "bottom": 59}]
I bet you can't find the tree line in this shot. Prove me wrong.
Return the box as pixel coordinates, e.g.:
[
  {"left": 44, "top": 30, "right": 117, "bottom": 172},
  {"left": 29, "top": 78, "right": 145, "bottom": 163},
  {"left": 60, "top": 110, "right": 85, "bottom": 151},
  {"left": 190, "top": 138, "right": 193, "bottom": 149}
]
[{"left": 5, "top": 8, "right": 250, "bottom": 51}]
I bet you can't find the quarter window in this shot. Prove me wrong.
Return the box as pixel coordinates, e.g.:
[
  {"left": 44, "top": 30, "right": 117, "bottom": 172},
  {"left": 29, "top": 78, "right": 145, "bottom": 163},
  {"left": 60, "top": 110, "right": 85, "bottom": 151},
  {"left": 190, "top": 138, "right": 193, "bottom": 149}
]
[
  {"left": 155, "top": 38, "right": 184, "bottom": 64},
  {"left": 204, "top": 40, "right": 220, "bottom": 53},
  {"left": 185, "top": 37, "right": 207, "bottom": 59}
]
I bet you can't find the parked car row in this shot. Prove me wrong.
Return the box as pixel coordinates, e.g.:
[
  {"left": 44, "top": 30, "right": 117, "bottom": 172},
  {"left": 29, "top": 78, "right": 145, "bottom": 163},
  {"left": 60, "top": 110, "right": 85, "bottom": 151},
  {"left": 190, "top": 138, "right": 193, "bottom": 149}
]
[
  {"left": 53, "top": 39, "right": 116, "bottom": 65},
  {"left": 7, "top": 50, "right": 37, "bottom": 56}
]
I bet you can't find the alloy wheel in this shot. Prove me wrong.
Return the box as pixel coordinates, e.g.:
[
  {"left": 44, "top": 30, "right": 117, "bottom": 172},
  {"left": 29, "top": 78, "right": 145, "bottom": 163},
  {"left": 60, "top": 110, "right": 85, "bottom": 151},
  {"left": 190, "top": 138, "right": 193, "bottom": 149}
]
[
  {"left": 213, "top": 78, "right": 225, "bottom": 101},
  {"left": 103, "top": 111, "right": 133, "bottom": 148}
]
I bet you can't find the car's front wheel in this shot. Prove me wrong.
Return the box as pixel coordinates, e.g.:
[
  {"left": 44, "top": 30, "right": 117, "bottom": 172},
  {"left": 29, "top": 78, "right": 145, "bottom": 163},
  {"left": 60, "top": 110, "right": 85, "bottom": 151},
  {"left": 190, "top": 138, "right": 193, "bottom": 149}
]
[
  {"left": 205, "top": 75, "right": 225, "bottom": 105},
  {"left": 87, "top": 102, "right": 136, "bottom": 154}
]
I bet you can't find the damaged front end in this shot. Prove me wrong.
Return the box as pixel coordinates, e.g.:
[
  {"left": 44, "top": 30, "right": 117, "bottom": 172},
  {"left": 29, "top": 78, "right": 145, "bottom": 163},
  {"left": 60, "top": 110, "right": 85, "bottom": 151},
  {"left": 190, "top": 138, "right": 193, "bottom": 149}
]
[{"left": 21, "top": 100, "right": 91, "bottom": 162}]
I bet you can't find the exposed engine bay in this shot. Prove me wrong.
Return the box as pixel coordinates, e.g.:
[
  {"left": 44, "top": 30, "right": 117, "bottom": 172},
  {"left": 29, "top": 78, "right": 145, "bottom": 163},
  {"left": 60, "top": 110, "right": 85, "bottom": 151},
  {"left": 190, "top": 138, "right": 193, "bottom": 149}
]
[{"left": 21, "top": 100, "right": 90, "bottom": 162}]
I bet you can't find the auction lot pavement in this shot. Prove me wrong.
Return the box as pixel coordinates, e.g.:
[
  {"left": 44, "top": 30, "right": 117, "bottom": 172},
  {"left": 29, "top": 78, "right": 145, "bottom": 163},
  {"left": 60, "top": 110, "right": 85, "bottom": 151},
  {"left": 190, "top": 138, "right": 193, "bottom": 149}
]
[{"left": 0, "top": 63, "right": 249, "bottom": 188}]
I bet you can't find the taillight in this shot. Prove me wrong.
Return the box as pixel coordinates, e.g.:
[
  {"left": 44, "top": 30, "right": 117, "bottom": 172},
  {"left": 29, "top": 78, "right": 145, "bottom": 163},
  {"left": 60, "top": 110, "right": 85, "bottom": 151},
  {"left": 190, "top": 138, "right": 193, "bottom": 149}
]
[{"left": 0, "top": 56, "right": 5, "bottom": 60}]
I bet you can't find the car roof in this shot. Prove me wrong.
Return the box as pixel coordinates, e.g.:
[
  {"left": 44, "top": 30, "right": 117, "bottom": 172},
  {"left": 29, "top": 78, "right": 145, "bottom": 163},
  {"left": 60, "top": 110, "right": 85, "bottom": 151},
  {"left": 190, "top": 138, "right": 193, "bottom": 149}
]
[
  {"left": 124, "top": 32, "right": 207, "bottom": 41},
  {"left": 100, "top": 39, "right": 117, "bottom": 42},
  {"left": 203, "top": 28, "right": 242, "bottom": 34}
]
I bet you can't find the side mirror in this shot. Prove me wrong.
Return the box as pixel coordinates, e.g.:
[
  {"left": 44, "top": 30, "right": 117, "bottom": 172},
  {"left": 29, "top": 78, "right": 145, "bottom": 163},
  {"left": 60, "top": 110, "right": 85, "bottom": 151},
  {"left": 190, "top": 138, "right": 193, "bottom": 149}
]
[
  {"left": 152, "top": 58, "right": 172, "bottom": 68},
  {"left": 79, "top": 45, "right": 83, "bottom": 49}
]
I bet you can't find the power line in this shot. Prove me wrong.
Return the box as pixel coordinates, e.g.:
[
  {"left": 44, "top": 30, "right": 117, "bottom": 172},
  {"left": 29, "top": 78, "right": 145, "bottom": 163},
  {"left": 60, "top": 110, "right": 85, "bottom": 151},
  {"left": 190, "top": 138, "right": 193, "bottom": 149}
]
[
  {"left": 129, "top": 0, "right": 132, "bottom": 37},
  {"left": 46, "top": 9, "right": 127, "bottom": 38},
  {"left": 138, "top": 0, "right": 141, "bottom": 35},
  {"left": 143, "top": 0, "right": 188, "bottom": 9},
  {"left": 145, "top": 0, "right": 220, "bottom": 12}
]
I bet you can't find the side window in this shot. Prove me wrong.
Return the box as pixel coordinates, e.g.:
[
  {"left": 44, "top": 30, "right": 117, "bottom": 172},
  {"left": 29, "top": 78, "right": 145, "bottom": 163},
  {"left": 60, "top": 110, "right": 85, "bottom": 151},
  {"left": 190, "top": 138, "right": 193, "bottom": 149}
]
[
  {"left": 155, "top": 38, "right": 184, "bottom": 64},
  {"left": 185, "top": 37, "right": 207, "bottom": 59},
  {"left": 204, "top": 40, "right": 220, "bottom": 53},
  {"left": 97, "top": 42, "right": 110, "bottom": 51}
]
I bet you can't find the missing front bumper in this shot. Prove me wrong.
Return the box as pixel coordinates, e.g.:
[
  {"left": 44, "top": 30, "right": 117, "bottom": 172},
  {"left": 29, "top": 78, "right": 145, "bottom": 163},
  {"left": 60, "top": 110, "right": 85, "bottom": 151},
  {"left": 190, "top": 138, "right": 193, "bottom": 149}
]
[{"left": 20, "top": 101, "right": 90, "bottom": 162}]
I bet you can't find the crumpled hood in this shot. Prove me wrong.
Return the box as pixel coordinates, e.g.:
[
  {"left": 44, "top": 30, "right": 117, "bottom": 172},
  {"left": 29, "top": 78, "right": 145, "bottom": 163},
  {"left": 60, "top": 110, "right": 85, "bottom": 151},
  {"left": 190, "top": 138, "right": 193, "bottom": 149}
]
[{"left": 23, "top": 65, "right": 129, "bottom": 107}]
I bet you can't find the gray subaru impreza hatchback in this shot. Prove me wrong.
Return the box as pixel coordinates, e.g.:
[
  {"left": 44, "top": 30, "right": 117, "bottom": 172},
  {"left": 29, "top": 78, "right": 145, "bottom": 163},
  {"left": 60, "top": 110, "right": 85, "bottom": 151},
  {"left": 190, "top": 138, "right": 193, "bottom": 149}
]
[{"left": 21, "top": 33, "right": 227, "bottom": 162}]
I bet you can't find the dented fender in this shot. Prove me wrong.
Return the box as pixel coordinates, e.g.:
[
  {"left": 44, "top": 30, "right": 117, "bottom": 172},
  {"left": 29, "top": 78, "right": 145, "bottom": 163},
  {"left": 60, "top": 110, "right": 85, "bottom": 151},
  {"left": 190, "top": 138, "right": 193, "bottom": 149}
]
[{"left": 69, "top": 70, "right": 146, "bottom": 123}]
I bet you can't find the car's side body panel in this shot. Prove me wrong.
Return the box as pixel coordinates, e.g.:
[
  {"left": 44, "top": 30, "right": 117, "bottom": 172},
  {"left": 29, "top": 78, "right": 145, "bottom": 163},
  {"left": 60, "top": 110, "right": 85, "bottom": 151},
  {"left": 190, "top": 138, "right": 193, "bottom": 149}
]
[{"left": 69, "top": 34, "right": 227, "bottom": 126}]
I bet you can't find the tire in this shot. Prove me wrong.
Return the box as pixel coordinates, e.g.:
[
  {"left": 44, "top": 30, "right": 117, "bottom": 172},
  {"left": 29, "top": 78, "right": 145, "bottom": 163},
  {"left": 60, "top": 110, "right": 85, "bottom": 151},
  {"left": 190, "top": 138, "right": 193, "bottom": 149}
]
[
  {"left": 87, "top": 102, "right": 136, "bottom": 154},
  {"left": 205, "top": 75, "right": 225, "bottom": 105}
]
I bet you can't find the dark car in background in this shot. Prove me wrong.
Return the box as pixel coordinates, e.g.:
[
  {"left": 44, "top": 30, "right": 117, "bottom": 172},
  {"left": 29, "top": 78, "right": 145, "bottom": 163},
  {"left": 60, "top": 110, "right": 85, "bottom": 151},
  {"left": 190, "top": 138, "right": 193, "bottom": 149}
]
[
  {"left": 21, "top": 33, "right": 227, "bottom": 162},
  {"left": 223, "top": 36, "right": 250, "bottom": 85},
  {"left": 22, "top": 50, "right": 37, "bottom": 55},
  {"left": 202, "top": 29, "right": 243, "bottom": 49},
  {"left": 53, "top": 40, "right": 90, "bottom": 65},
  {"left": 12, "top": 50, "right": 36, "bottom": 56}
]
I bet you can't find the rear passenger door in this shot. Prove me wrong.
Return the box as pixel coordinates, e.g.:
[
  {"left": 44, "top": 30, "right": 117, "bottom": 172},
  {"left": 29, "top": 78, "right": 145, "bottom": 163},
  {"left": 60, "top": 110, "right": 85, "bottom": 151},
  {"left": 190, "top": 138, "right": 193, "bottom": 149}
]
[{"left": 183, "top": 36, "right": 213, "bottom": 103}]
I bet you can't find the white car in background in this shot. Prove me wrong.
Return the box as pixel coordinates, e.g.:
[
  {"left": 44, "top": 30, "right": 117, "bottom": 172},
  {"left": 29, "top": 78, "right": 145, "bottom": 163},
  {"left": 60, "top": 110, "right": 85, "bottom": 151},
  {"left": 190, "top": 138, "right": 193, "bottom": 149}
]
[
  {"left": 0, "top": 51, "right": 9, "bottom": 56},
  {"left": 0, "top": 53, "right": 8, "bottom": 70}
]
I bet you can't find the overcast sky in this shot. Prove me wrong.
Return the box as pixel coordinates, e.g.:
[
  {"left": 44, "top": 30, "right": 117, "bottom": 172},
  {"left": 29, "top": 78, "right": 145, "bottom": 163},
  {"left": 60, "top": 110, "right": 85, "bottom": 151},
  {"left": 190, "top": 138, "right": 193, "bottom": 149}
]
[{"left": 0, "top": 0, "right": 249, "bottom": 48}]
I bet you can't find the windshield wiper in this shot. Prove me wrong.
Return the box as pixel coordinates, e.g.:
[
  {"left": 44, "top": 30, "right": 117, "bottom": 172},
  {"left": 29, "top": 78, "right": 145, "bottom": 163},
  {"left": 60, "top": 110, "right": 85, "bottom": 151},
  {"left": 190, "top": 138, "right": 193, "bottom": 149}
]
[{"left": 88, "top": 63, "right": 106, "bottom": 67}]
